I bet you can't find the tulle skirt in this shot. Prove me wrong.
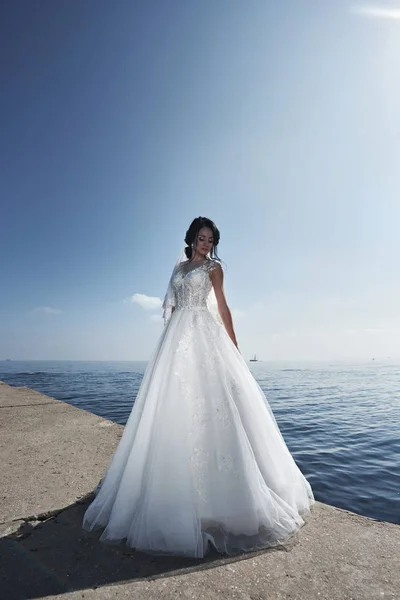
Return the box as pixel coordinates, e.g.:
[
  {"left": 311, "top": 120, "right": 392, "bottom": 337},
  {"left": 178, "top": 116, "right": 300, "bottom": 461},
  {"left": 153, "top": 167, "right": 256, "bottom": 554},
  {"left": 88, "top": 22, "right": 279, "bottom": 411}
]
[{"left": 83, "top": 307, "right": 314, "bottom": 557}]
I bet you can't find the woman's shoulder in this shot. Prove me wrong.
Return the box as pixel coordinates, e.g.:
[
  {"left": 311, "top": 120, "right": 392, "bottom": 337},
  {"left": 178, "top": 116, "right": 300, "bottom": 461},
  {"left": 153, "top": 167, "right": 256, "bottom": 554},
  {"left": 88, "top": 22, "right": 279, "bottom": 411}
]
[{"left": 207, "top": 258, "right": 222, "bottom": 273}]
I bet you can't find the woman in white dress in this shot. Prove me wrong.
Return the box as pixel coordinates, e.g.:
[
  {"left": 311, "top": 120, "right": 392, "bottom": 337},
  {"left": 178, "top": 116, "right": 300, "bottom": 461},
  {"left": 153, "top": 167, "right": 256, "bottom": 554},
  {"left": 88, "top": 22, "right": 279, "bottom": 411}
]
[{"left": 83, "top": 216, "right": 314, "bottom": 558}]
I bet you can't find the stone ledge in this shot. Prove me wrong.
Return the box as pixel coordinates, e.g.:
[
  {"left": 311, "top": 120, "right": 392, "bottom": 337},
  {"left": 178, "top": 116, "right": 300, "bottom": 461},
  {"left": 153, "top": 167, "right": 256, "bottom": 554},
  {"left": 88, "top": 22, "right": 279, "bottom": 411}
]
[{"left": 0, "top": 380, "right": 398, "bottom": 600}]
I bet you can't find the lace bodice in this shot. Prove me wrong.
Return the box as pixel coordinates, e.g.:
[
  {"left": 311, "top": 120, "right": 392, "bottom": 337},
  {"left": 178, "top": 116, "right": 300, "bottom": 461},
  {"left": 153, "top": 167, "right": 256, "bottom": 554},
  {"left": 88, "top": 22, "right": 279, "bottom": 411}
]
[
  {"left": 162, "top": 259, "right": 220, "bottom": 324},
  {"left": 172, "top": 260, "right": 218, "bottom": 311}
]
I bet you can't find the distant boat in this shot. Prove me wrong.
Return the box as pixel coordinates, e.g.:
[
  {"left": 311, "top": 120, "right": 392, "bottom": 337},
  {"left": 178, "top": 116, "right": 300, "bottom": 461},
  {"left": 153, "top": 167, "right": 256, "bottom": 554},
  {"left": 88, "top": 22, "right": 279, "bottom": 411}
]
[{"left": 249, "top": 354, "right": 258, "bottom": 362}]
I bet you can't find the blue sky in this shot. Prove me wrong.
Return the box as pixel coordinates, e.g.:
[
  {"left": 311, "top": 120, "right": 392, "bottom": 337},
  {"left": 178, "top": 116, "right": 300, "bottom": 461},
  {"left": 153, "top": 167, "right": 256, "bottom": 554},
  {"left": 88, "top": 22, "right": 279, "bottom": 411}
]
[{"left": 1, "top": 0, "right": 399, "bottom": 361}]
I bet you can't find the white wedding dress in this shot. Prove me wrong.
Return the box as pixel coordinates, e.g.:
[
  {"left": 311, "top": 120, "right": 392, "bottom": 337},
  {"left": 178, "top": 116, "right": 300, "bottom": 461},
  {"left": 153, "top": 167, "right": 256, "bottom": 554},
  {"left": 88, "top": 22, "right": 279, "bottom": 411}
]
[{"left": 83, "top": 259, "right": 314, "bottom": 557}]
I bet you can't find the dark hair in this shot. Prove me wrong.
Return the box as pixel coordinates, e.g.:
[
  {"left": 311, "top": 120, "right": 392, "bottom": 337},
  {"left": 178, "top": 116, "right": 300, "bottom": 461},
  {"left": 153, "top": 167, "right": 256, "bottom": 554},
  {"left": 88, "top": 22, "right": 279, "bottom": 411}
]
[{"left": 184, "top": 216, "right": 220, "bottom": 260}]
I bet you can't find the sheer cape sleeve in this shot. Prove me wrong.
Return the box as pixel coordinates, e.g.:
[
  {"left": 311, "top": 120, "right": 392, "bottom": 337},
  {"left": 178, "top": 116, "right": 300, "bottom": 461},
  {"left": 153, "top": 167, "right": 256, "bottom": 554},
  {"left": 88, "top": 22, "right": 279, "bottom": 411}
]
[
  {"left": 162, "top": 264, "right": 178, "bottom": 326},
  {"left": 206, "top": 259, "right": 223, "bottom": 324},
  {"left": 162, "top": 247, "right": 187, "bottom": 326}
]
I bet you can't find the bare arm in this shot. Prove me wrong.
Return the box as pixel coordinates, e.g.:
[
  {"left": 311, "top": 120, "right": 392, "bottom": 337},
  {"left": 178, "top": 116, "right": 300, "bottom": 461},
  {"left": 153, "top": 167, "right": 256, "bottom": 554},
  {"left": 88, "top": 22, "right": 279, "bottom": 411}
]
[{"left": 210, "top": 264, "right": 239, "bottom": 349}]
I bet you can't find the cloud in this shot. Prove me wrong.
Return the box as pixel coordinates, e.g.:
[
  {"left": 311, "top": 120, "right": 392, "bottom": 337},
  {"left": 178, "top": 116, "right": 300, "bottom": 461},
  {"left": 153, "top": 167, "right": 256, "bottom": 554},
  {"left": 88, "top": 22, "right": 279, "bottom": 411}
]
[
  {"left": 126, "top": 293, "right": 163, "bottom": 311},
  {"left": 33, "top": 306, "right": 63, "bottom": 315},
  {"left": 351, "top": 4, "right": 400, "bottom": 19}
]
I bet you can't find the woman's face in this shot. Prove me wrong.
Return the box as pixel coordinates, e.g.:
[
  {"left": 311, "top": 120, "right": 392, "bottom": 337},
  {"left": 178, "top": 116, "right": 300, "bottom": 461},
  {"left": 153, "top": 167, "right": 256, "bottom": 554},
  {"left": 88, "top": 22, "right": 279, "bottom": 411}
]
[{"left": 195, "top": 227, "right": 214, "bottom": 258}]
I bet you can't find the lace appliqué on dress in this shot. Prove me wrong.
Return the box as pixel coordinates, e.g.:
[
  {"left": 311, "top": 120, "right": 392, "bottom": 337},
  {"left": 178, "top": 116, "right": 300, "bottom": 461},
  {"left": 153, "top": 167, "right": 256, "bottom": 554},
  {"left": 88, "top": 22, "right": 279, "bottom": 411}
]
[{"left": 169, "top": 260, "right": 233, "bottom": 504}]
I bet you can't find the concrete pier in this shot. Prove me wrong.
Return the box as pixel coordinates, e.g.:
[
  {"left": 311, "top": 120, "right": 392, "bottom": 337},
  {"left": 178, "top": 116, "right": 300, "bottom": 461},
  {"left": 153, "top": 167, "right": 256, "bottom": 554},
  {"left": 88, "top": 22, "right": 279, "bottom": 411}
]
[{"left": 1, "top": 380, "right": 399, "bottom": 600}]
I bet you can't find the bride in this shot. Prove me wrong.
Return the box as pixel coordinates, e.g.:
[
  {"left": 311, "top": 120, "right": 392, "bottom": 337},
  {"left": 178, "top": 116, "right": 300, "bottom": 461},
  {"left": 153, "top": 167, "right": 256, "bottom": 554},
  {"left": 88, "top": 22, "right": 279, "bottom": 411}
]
[{"left": 83, "top": 216, "right": 314, "bottom": 558}]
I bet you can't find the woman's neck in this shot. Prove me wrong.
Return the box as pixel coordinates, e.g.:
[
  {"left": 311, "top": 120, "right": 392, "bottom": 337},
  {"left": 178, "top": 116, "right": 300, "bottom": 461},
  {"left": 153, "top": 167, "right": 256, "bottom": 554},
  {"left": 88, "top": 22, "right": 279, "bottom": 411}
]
[
  {"left": 189, "top": 256, "right": 209, "bottom": 262},
  {"left": 189, "top": 254, "right": 209, "bottom": 263}
]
